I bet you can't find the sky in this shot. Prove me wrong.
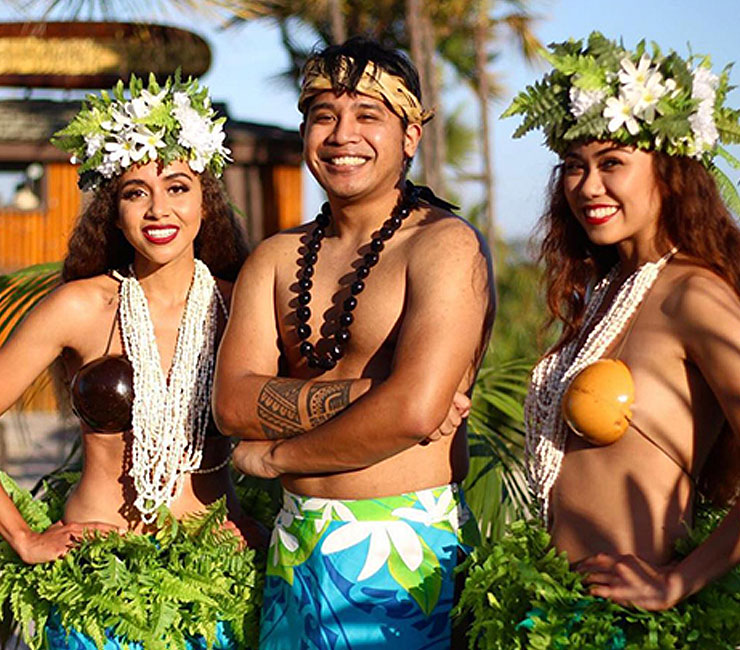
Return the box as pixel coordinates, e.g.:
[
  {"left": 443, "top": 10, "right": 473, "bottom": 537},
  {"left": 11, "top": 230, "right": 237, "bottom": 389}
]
[{"left": 0, "top": 0, "right": 738, "bottom": 240}]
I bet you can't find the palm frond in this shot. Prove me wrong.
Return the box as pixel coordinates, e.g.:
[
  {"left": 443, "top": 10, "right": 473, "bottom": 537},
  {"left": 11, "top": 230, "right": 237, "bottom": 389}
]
[
  {"left": 464, "top": 356, "right": 532, "bottom": 543},
  {"left": 0, "top": 263, "right": 61, "bottom": 342}
]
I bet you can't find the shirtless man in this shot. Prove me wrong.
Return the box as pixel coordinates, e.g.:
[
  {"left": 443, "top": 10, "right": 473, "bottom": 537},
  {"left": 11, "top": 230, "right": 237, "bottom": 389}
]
[{"left": 213, "top": 37, "right": 494, "bottom": 649}]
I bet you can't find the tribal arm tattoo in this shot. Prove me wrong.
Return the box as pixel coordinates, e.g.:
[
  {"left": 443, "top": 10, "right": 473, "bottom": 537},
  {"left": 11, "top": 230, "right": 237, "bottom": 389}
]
[{"left": 257, "top": 378, "right": 354, "bottom": 439}]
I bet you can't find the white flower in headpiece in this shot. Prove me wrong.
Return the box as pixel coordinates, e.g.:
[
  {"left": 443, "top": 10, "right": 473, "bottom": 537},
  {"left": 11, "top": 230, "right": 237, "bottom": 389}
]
[
  {"left": 85, "top": 133, "right": 104, "bottom": 157},
  {"left": 628, "top": 73, "right": 667, "bottom": 123},
  {"left": 127, "top": 88, "right": 168, "bottom": 120},
  {"left": 692, "top": 66, "right": 720, "bottom": 102},
  {"left": 603, "top": 93, "right": 640, "bottom": 135},
  {"left": 689, "top": 66, "right": 720, "bottom": 154},
  {"left": 97, "top": 156, "right": 121, "bottom": 179},
  {"left": 173, "top": 91, "right": 191, "bottom": 109},
  {"left": 104, "top": 136, "right": 135, "bottom": 168},
  {"left": 130, "top": 127, "right": 166, "bottom": 162},
  {"left": 618, "top": 54, "right": 655, "bottom": 89},
  {"left": 101, "top": 107, "right": 131, "bottom": 134},
  {"left": 569, "top": 87, "right": 607, "bottom": 118}
]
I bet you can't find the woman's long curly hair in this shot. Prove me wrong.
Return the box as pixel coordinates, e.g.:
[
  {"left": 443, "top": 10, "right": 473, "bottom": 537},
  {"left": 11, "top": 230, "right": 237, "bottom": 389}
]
[
  {"left": 62, "top": 171, "right": 248, "bottom": 282},
  {"left": 538, "top": 150, "right": 740, "bottom": 505}
]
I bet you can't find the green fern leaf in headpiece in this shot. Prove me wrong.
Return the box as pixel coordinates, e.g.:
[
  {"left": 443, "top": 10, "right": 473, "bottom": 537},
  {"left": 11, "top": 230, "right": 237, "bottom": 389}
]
[{"left": 503, "top": 31, "right": 740, "bottom": 167}]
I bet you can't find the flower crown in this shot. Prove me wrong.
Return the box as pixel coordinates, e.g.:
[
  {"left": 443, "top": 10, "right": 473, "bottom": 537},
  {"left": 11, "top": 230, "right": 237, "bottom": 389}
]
[
  {"left": 52, "top": 71, "right": 231, "bottom": 191},
  {"left": 503, "top": 32, "right": 740, "bottom": 212}
]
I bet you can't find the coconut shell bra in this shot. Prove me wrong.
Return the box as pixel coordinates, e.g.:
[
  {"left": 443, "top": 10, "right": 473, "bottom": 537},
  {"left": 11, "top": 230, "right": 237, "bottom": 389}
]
[{"left": 70, "top": 302, "right": 134, "bottom": 433}]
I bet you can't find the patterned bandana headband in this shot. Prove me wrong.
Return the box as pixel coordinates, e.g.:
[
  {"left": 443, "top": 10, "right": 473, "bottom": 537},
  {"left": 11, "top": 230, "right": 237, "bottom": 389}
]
[
  {"left": 53, "top": 72, "right": 231, "bottom": 191},
  {"left": 503, "top": 32, "right": 740, "bottom": 211},
  {"left": 298, "top": 57, "right": 434, "bottom": 125}
]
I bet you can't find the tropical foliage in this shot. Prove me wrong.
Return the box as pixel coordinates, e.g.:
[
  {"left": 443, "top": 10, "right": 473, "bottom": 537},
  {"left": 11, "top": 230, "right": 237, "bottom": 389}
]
[
  {"left": 456, "top": 507, "right": 740, "bottom": 649},
  {"left": 0, "top": 471, "right": 264, "bottom": 650}
]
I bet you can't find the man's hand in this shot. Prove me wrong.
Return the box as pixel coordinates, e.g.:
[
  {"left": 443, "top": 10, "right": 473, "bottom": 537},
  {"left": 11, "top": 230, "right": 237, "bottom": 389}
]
[
  {"left": 421, "top": 391, "right": 471, "bottom": 445},
  {"left": 232, "top": 440, "right": 281, "bottom": 479},
  {"left": 17, "top": 520, "right": 122, "bottom": 564},
  {"left": 577, "top": 553, "right": 684, "bottom": 610}
]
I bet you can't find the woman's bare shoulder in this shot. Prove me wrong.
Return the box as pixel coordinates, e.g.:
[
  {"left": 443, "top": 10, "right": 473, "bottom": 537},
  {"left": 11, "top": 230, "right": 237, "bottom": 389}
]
[
  {"left": 43, "top": 274, "right": 120, "bottom": 325},
  {"left": 662, "top": 258, "right": 740, "bottom": 334}
]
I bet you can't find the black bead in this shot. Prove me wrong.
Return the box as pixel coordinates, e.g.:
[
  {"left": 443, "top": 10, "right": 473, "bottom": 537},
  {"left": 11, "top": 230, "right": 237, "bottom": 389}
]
[
  {"left": 296, "top": 306, "right": 311, "bottom": 322},
  {"left": 339, "top": 312, "right": 354, "bottom": 327},
  {"left": 364, "top": 252, "right": 379, "bottom": 267},
  {"left": 355, "top": 265, "right": 370, "bottom": 279},
  {"left": 389, "top": 215, "right": 402, "bottom": 229},
  {"left": 319, "top": 356, "right": 337, "bottom": 370},
  {"left": 308, "top": 239, "right": 321, "bottom": 252},
  {"left": 303, "top": 264, "right": 315, "bottom": 278},
  {"left": 298, "top": 291, "right": 311, "bottom": 306},
  {"left": 313, "top": 226, "right": 326, "bottom": 240},
  {"left": 329, "top": 344, "right": 344, "bottom": 360},
  {"left": 307, "top": 355, "right": 319, "bottom": 368},
  {"left": 343, "top": 296, "right": 357, "bottom": 311},
  {"left": 380, "top": 226, "right": 394, "bottom": 240},
  {"left": 298, "top": 277, "right": 313, "bottom": 291},
  {"left": 297, "top": 323, "right": 312, "bottom": 339},
  {"left": 304, "top": 251, "right": 318, "bottom": 265},
  {"left": 321, "top": 202, "right": 332, "bottom": 216},
  {"left": 335, "top": 328, "right": 351, "bottom": 344},
  {"left": 398, "top": 206, "right": 410, "bottom": 218},
  {"left": 351, "top": 280, "right": 365, "bottom": 295},
  {"left": 370, "top": 238, "right": 384, "bottom": 252},
  {"left": 300, "top": 341, "right": 314, "bottom": 357}
]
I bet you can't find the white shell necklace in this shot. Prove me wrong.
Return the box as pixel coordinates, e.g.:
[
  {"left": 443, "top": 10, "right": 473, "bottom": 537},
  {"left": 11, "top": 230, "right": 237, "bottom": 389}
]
[
  {"left": 119, "top": 259, "right": 226, "bottom": 524},
  {"left": 524, "top": 248, "right": 677, "bottom": 523}
]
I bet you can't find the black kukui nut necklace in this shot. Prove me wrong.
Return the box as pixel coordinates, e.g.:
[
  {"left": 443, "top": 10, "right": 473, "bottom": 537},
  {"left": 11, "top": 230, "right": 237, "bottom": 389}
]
[{"left": 296, "top": 184, "right": 421, "bottom": 371}]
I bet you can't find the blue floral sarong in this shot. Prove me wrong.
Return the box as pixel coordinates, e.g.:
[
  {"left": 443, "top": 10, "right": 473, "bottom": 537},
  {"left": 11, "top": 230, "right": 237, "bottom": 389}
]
[
  {"left": 259, "top": 483, "right": 479, "bottom": 649},
  {"left": 44, "top": 611, "right": 237, "bottom": 649}
]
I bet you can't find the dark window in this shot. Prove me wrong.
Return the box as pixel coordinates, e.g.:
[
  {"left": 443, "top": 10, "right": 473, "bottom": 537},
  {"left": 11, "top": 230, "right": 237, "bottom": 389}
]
[{"left": 0, "top": 162, "right": 45, "bottom": 212}]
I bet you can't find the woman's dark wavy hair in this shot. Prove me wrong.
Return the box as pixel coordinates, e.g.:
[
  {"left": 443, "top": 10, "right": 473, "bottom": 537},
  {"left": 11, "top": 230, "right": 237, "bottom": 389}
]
[
  {"left": 538, "top": 150, "right": 740, "bottom": 505},
  {"left": 62, "top": 171, "right": 248, "bottom": 282}
]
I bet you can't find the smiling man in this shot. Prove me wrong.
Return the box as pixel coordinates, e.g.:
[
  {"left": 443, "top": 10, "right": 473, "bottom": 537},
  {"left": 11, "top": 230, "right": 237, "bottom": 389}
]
[{"left": 213, "top": 37, "right": 494, "bottom": 649}]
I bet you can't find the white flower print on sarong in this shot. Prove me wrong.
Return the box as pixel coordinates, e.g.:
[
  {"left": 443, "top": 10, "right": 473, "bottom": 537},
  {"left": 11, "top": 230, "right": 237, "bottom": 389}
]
[
  {"left": 321, "top": 520, "right": 423, "bottom": 580},
  {"left": 391, "top": 485, "right": 460, "bottom": 530},
  {"left": 300, "top": 497, "right": 356, "bottom": 532}
]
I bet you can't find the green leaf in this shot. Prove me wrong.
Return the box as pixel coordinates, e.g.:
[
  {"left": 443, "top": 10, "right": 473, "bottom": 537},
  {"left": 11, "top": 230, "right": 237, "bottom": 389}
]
[{"left": 387, "top": 535, "right": 442, "bottom": 616}]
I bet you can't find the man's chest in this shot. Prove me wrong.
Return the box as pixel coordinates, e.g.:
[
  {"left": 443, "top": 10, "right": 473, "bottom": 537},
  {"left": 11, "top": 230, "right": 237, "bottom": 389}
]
[{"left": 273, "top": 248, "right": 408, "bottom": 368}]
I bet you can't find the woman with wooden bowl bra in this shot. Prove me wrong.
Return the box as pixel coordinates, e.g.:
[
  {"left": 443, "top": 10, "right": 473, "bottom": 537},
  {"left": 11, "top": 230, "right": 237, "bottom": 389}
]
[
  {"left": 0, "top": 74, "right": 264, "bottom": 649},
  {"left": 459, "top": 33, "right": 740, "bottom": 647}
]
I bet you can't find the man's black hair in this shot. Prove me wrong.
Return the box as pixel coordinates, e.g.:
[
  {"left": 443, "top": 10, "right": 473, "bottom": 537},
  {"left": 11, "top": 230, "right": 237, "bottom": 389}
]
[{"left": 302, "top": 36, "right": 423, "bottom": 112}]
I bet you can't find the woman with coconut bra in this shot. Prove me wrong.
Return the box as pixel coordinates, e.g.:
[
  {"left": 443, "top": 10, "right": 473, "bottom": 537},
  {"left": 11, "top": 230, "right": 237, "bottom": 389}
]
[
  {"left": 0, "top": 74, "right": 264, "bottom": 649},
  {"left": 460, "top": 33, "right": 740, "bottom": 647}
]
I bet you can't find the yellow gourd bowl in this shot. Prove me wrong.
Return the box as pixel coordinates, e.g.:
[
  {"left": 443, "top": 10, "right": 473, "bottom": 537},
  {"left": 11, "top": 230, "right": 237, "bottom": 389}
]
[{"left": 561, "top": 359, "right": 635, "bottom": 446}]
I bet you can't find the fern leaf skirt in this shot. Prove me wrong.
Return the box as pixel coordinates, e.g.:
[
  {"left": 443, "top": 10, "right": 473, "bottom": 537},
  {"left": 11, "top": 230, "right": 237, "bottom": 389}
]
[
  {"left": 0, "top": 472, "right": 263, "bottom": 650},
  {"left": 456, "top": 508, "right": 740, "bottom": 649}
]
